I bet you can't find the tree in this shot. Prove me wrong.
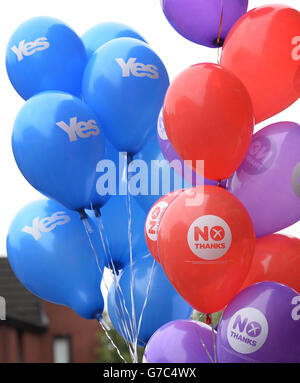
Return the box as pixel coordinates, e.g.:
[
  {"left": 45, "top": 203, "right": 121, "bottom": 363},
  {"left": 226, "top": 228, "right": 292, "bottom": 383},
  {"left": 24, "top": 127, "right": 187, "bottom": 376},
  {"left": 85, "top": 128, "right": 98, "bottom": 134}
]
[{"left": 95, "top": 312, "right": 144, "bottom": 363}]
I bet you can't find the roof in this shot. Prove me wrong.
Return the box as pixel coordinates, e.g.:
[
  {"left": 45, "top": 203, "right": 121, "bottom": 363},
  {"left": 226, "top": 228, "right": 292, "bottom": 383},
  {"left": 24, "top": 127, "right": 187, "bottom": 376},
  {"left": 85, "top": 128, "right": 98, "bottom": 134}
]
[{"left": 0, "top": 257, "right": 49, "bottom": 333}]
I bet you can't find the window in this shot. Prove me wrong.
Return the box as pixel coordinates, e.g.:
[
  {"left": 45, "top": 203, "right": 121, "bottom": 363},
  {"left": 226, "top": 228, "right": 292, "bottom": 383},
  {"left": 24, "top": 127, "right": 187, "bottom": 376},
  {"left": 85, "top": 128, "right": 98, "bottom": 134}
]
[{"left": 53, "top": 336, "right": 71, "bottom": 363}]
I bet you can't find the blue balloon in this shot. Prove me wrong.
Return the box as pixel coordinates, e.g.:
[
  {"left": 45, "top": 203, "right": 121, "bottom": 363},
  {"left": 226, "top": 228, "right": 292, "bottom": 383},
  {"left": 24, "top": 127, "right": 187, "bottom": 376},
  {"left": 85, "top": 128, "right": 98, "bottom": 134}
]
[
  {"left": 12, "top": 91, "right": 106, "bottom": 211},
  {"left": 6, "top": 17, "right": 87, "bottom": 100},
  {"left": 134, "top": 134, "right": 193, "bottom": 212},
  {"left": 88, "top": 146, "right": 149, "bottom": 270},
  {"left": 108, "top": 254, "right": 193, "bottom": 347},
  {"left": 82, "top": 22, "right": 146, "bottom": 60},
  {"left": 6, "top": 199, "right": 105, "bottom": 320},
  {"left": 88, "top": 191, "right": 148, "bottom": 271},
  {"left": 82, "top": 37, "right": 169, "bottom": 154},
  {"left": 90, "top": 138, "right": 120, "bottom": 208}
]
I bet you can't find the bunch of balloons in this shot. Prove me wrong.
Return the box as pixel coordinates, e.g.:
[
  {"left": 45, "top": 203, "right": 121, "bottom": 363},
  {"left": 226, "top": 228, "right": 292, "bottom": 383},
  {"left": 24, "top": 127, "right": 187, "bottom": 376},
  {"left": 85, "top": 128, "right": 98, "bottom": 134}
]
[
  {"left": 4, "top": 0, "right": 300, "bottom": 364},
  {"left": 5, "top": 16, "right": 193, "bottom": 361},
  {"left": 145, "top": 281, "right": 300, "bottom": 363},
  {"left": 144, "top": 1, "right": 300, "bottom": 363}
]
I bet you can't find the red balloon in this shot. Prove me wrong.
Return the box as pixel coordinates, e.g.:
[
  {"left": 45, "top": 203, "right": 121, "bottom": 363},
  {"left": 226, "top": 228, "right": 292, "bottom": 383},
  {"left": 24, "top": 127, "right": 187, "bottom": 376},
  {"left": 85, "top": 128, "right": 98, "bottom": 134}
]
[
  {"left": 163, "top": 63, "right": 254, "bottom": 181},
  {"left": 145, "top": 191, "right": 182, "bottom": 263},
  {"left": 158, "top": 185, "right": 255, "bottom": 313},
  {"left": 242, "top": 234, "right": 300, "bottom": 294},
  {"left": 221, "top": 5, "right": 300, "bottom": 124}
]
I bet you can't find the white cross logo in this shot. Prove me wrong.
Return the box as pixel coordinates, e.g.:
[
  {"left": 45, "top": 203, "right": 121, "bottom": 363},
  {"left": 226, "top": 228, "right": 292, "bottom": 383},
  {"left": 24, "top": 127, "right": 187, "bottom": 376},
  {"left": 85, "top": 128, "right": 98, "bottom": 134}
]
[
  {"left": 247, "top": 322, "right": 261, "bottom": 337},
  {"left": 211, "top": 228, "right": 224, "bottom": 240}
]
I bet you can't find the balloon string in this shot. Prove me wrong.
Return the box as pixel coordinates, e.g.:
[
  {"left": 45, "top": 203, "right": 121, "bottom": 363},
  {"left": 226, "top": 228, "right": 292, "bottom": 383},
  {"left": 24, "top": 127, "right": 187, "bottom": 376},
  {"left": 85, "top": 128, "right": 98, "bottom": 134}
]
[
  {"left": 193, "top": 313, "right": 214, "bottom": 363},
  {"left": 81, "top": 216, "right": 105, "bottom": 281},
  {"left": 81, "top": 217, "right": 130, "bottom": 360},
  {"left": 95, "top": 213, "right": 136, "bottom": 346},
  {"left": 126, "top": 196, "right": 138, "bottom": 362},
  {"left": 126, "top": 153, "right": 138, "bottom": 363},
  {"left": 99, "top": 319, "right": 128, "bottom": 363},
  {"left": 216, "top": 0, "right": 224, "bottom": 64},
  {"left": 81, "top": 214, "right": 133, "bottom": 357},
  {"left": 226, "top": 178, "right": 230, "bottom": 190},
  {"left": 194, "top": 330, "right": 214, "bottom": 364},
  {"left": 136, "top": 257, "right": 156, "bottom": 347},
  {"left": 208, "top": 313, "right": 218, "bottom": 363}
]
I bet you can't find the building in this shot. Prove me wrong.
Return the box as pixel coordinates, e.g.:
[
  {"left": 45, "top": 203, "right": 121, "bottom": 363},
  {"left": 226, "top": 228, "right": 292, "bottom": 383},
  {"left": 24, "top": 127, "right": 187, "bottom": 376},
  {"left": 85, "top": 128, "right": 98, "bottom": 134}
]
[{"left": 0, "top": 257, "right": 101, "bottom": 363}]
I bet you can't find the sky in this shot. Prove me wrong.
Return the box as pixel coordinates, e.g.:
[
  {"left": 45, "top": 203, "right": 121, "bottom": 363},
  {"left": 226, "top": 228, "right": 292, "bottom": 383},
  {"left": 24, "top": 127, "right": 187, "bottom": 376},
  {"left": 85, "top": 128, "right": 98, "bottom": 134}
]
[{"left": 0, "top": 0, "right": 299, "bottom": 255}]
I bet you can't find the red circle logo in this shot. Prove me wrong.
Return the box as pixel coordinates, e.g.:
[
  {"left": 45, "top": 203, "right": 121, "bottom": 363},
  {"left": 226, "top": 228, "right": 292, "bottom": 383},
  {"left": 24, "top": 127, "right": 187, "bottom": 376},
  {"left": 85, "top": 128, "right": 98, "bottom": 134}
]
[
  {"left": 210, "top": 226, "right": 225, "bottom": 241},
  {"left": 151, "top": 207, "right": 161, "bottom": 220}
]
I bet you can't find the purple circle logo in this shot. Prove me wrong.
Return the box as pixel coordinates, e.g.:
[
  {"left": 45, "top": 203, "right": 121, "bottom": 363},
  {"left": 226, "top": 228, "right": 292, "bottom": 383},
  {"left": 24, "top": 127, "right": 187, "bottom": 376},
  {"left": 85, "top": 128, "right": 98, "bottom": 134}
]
[
  {"left": 242, "top": 136, "right": 276, "bottom": 175},
  {"left": 246, "top": 321, "right": 262, "bottom": 338},
  {"left": 227, "top": 308, "right": 269, "bottom": 354}
]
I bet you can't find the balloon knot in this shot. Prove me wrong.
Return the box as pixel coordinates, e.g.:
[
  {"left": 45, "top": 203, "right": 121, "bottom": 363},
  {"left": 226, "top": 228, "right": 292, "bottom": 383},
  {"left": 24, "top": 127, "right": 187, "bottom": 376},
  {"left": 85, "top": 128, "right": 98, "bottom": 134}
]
[
  {"left": 94, "top": 207, "right": 101, "bottom": 217},
  {"left": 214, "top": 37, "right": 224, "bottom": 48},
  {"left": 206, "top": 314, "right": 212, "bottom": 325},
  {"left": 78, "top": 209, "right": 88, "bottom": 220},
  {"left": 127, "top": 153, "right": 134, "bottom": 165}
]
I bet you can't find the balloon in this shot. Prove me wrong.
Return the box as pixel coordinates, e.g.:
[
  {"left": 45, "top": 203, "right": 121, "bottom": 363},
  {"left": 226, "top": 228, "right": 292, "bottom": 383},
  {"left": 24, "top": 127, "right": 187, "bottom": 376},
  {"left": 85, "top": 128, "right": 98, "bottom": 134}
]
[
  {"left": 90, "top": 137, "right": 133, "bottom": 209},
  {"left": 144, "top": 320, "right": 216, "bottom": 363},
  {"left": 242, "top": 234, "right": 300, "bottom": 294},
  {"left": 107, "top": 254, "right": 193, "bottom": 347},
  {"left": 6, "top": 199, "right": 105, "bottom": 320},
  {"left": 145, "top": 190, "right": 182, "bottom": 263},
  {"left": 82, "top": 22, "right": 146, "bottom": 60},
  {"left": 82, "top": 37, "right": 169, "bottom": 154},
  {"left": 221, "top": 5, "right": 300, "bottom": 123},
  {"left": 217, "top": 282, "right": 300, "bottom": 363},
  {"left": 158, "top": 185, "right": 255, "bottom": 313},
  {"left": 6, "top": 17, "right": 87, "bottom": 100},
  {"left": 88, "top": 193, "right": 148, "bottom": 271},
  {"left": 133, "top": 134, "right": 192, "bottom": 213},
  {"left": 163, "top": 63, "right": 254, "bottom": 181},
  {"left": 161, "top": 0, "right": 248, "bottom": 48},
  {"left": 12, "top": 91, "right": 106, "bottom": 211},
  {"left": 230, "top": 121, "right": 300, "bottom": 237},
  {"left": 157, "top": 108, "right": 221, "bottom": 187}
]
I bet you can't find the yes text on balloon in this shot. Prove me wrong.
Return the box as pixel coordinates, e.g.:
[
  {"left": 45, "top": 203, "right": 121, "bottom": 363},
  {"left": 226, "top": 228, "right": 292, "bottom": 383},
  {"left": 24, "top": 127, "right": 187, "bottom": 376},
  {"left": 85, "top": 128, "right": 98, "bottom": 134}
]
[
  {"left": 11, "top": 37, "right": 50, "bottom": 62},
  {"left": 116, "top": 58, "right": 159, "bottom": 79},
  {"left": 56, "top": 117, "right": 100, "bottom": 142},
  {"left": 21, "top": 211, "right": 71, "bottom": 241}
]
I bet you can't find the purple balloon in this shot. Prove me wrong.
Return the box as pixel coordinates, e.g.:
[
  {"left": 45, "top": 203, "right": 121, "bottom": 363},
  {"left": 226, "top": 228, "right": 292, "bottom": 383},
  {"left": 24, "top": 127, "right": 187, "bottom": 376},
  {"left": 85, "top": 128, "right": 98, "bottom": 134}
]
[
  {"left": 157, "top": 109, "right": 219, "bottom": 187},
  {"left": 161, "top": 0, "right": 248, "bottom": 48},
  {"left": 217, "top": 282, "right": 300, "bottom": 363},
  {"left": 144, "top": 320, "right": 216, "bottom": 363},
  {"left": 230, "top": 122, "right": 300, "bottom": 237}
]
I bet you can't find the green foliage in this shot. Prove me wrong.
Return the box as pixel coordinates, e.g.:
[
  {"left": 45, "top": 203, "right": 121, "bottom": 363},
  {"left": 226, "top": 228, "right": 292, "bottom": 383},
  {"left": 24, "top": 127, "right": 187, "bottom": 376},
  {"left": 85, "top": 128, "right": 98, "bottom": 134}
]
[
  {"left": 192, "top": 310, "right": 222, "bottom": 328},
  {"left": 95, "top": 313, "right": 144, "bottom": 363}
]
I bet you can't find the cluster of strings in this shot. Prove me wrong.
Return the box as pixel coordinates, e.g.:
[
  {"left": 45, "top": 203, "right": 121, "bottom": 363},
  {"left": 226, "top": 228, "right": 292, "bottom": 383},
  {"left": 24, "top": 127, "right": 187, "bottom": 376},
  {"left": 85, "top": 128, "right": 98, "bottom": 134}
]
[{"left": 81, "top": 158, "right": 156, "bottom": 363}]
